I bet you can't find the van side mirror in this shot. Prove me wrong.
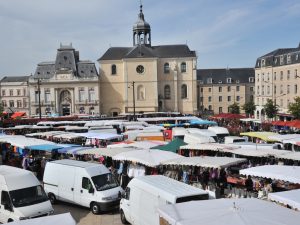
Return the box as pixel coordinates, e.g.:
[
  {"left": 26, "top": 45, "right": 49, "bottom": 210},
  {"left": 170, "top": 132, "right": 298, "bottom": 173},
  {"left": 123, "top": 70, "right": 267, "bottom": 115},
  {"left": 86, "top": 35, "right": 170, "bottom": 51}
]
[{"left": 88, "top": 187, "right": 94, "bottom": 194}]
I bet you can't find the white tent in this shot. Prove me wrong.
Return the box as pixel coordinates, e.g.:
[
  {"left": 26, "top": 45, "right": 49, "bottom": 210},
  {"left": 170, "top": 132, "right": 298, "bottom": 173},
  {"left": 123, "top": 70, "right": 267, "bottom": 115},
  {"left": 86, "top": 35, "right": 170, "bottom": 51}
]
[
  {"left": 5, "top": 213, "right": 76, "bottom": 225},
  {"left": 276, "top": 151, "right": 300, "bottom": 161},
  {"left": 113, "top": 149, "right": 183, "bottom": 167},
  {"left": 224, "top": 147, "right": 290, "bottom": 158},
  {"left": 268, "top": 189, "right": 300, "bottom": 210},
  {"left": 0, "top": 135, "right": 58, "bottom": 148},
  {"left": 240, "top": 165, "right": 300, "bottom": 184},
  {"left": 157, "top": 198, "right": 300, "bottom": 225},
  {"left": 180, "top": 143, "right": 239, "bottom": 151},
  {"left": 268, "top": 134, "right": 300, "bottom": 142},
  {"left": 76, "top": 147, "right": 138, "bottom": 157},
  {"left": 162, "top": 156, "right": 247, "bottom": 168},
  {"left": 283, "top": 137, "right": 300, "bottom": 145},
  {"left": 79, "top": 132, "right": 123, "bottom": 140}
]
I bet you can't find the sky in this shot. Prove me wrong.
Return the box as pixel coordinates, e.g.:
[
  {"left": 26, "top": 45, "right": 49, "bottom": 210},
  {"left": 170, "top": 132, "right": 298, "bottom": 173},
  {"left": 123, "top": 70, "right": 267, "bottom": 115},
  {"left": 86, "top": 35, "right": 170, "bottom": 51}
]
[{"left": 1, "top": 0, "right": 300, "bottom": 76}]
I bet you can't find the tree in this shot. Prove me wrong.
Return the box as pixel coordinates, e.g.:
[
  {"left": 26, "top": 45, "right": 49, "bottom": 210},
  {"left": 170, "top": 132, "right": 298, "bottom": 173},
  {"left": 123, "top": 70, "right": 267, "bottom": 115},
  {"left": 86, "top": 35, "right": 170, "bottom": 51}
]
[
  {"left": 288, "top": 96, "right": 300, "bottom": 119},
  {"left": 228, "top": 102, "right": 240, "bottom": 114},
  {"left": 264, "top": 98, "right": 278, "bottom": 119},
  {"left": 242, "top": 101, "right": 256, "bottom": 117}
]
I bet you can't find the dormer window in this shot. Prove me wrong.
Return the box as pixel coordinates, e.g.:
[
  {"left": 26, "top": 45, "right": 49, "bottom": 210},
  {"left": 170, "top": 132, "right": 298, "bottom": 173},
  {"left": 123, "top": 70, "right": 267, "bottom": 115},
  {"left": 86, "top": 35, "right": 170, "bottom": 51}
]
[
  {"left": 226, "top": 78, "right": 232, "bottom": 83},
  {"left": 199, "top": 80, "right": 203, "bottom": 84},
  {"left": 218, "top": 80, "right": 222, "bottom": 84},
  {"left": 257, "top": 61, "right": 260, "bottom": 67},
  {"left": 207, "top": 78, "right": 212, "bottom": 84},
  {"left": 236, "top": 80, "right": 240, "bottom": 83},
  {"left": 274, "top": 58, "right": 278, "bottom": 64},
  {"left": 280, "top": 55, "right": 284, "bottom": 65},
  {"left": 296, "top": 54, "right": 299, "bottom": 61},
  {"left": 261, "top": 59, "right": 265, "bottom": 67},
  {"left": 287, "top": 54, "right": 291, "bottom": 64},
  {"left": 249, "top": 77, "right": 254, "bottom": 83}
]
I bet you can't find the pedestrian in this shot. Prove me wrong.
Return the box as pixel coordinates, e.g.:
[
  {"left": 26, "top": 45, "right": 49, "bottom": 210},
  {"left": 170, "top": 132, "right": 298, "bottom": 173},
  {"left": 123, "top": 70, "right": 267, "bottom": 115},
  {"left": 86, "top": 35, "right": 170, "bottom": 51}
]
[
  {"left": 22, "top": 155, "right": 29, "bottom": 170},
  {"left": 245, "top": 175, "right": 253, "bottom": 192}
]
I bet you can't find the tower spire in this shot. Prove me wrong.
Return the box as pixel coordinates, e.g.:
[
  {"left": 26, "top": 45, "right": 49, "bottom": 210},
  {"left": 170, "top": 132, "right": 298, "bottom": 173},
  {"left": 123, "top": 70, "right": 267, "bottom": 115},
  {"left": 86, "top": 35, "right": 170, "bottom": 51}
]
[{"left": 133, "top": 2, "right": 151, "bottom": 46}]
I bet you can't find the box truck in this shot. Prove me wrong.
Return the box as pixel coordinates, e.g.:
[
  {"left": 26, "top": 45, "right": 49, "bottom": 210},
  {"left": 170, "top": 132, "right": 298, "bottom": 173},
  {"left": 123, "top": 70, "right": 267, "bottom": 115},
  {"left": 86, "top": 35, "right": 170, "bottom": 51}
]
[
  {"left": 43, "top": 159, "right": 123, "bottom": 214},
  {"left": 0, "top": 165, "right": 53, "bottom": 223},
  {"left": 120, "top": 175, "right": 209, "bottom": 225}
]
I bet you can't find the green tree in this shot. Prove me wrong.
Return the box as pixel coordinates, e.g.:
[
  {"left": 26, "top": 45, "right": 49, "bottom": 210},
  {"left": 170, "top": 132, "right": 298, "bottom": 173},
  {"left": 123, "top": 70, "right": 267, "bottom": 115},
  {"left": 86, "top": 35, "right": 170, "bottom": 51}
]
[
  {"left": 228, "top": 102, "right": 240, "bottom": 114},
  {"left": 264, "top": 98, "right": 278, "bottom": 119},
  {"left": 288, "top": 96, "right": 300, "bottom": 119},
  {"left": 242, "top": 101, "right": 256, "bottom": 117}
]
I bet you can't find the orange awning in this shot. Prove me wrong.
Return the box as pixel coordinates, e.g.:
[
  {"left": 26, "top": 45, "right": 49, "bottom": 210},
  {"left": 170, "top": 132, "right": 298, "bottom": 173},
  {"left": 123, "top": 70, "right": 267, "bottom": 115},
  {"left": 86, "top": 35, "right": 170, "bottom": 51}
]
[{"left": 11, "top": 112, "right": 26, "bottom": 119}]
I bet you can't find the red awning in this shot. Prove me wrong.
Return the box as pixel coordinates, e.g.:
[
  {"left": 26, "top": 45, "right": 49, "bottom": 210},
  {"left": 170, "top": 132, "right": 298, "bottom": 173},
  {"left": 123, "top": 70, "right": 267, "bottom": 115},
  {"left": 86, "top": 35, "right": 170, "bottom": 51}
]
[
  {"left": 271, "top": 120, "right": 287, "bottom": 126},
  {"left": 11, "top": 112, "right": 26, "bottom": 119},
  {"left": 211, "top": 113, "right": 246, "bottom": 120},
  {"left": 285, "top": 120, "right": 300, "bottom": 128}
]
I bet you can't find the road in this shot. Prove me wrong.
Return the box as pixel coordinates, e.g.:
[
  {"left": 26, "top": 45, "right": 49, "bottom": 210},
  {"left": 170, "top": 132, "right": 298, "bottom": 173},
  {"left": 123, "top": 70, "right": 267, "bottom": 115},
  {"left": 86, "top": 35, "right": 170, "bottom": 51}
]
[{"left": 53, "top": 201, "right": 123, "bottom": 225}]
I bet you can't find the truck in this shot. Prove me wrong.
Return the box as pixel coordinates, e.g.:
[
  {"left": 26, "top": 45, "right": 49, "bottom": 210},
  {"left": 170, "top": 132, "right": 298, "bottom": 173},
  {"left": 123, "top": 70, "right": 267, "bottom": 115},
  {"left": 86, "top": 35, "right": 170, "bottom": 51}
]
[
  {"left": 0, "top": 165, "right": 53, "bottom": 223},
  {"left": 120, "top": 175, "right": 209, "bottom": 225},
  {"left": 43, "top": 159, "right": 123, "bottom": 214}
]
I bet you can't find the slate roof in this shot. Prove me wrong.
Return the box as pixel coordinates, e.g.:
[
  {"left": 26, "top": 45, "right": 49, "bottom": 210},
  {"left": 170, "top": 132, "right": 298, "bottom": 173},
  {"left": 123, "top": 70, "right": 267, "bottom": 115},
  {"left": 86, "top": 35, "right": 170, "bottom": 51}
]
[
  {"left": 33, "top": 45, "right": 98, "bottom": 79},
  {"left": 98, "top": 44, "right": 196, "bottom": 61},
  {"left": 197, "top": 68, "right": 254, "bottom": 84},
  {"left": 255, "top": 43, "right": 300, "bottom": 68},
  {"left": 0, "top": 76, "right": 29, "bottom": 83}
]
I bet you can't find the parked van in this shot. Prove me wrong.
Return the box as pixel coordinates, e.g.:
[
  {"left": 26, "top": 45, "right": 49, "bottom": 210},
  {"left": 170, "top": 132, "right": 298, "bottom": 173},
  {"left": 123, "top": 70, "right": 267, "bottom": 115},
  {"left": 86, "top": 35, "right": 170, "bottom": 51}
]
[
  {"left": 0, "top": 166, "right": 53, "bottom": 223},
  {"left": 120, "top": 175, "right": 209, "bottom": 225},
  {"left": 43, "top": 159, "right": 123, "bottom": 214}
]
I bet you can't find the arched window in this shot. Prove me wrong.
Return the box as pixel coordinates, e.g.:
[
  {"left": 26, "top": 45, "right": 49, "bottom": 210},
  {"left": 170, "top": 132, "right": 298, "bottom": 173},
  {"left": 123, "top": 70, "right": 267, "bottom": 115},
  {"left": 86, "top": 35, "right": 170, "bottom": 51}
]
[
  {"left": 164, "top": 63, "right": 170, "bottom": 74},
  {"left": 137, "top": 85, "right": 145, "bottom": 100},
  {"left": 181, "top": 62, "right": 186, "bottom": 73},
  {"left": 164, "top": 85, "right": 171, "bottom": 99},
  {"left": 111, "top": 64, "right": 117, "bottom": 75},
  {"left": 181, "top": 84, "right": 187, "bottom": 99},
  {"left": 36, "top": 108, "right": 40, "bottom": 115}
]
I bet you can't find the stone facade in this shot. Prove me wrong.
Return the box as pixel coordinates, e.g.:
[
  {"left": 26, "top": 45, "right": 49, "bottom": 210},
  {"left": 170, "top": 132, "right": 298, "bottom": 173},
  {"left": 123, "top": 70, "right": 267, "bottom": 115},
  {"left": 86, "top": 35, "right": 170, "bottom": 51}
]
[{"left": 254, "top": 43, "right": 300, "bottom": 120}]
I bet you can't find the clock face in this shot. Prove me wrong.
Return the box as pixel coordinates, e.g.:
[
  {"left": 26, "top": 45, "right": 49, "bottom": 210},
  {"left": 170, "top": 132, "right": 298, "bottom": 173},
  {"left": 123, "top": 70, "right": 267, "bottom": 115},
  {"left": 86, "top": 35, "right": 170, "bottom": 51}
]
[{"left": 136, "top": 65, "right": 145, "bottom": 74}]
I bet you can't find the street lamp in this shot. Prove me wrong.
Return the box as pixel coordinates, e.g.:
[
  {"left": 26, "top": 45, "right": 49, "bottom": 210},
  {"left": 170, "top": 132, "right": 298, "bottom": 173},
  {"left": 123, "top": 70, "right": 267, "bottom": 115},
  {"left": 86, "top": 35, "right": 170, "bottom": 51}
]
[
  {"left": 35, "top": 78, "right": 42, "bottom": 119},
  {"left": 128, "top": 81, "right": 136, "bottom": 121}
]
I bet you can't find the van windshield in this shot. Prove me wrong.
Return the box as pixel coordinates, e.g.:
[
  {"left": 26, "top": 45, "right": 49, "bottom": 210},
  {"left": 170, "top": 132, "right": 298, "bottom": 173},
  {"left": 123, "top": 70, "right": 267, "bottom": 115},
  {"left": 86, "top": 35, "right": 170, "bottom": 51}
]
[
  {"left": 9, "top": 185, "right": 49, "bottom": 208},
  {"left": 91, "top": 173, "right": 119, "bottom": 191}
]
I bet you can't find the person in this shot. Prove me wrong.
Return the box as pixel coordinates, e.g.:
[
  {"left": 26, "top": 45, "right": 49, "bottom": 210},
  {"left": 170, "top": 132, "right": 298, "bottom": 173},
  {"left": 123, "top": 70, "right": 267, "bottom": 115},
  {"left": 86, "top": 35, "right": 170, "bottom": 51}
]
[
  {"left": 245, "top": 175, "right": 253, "bottom": 192},
  {"left": 22, "top": 155, "right": 29, "bottom": 170}
]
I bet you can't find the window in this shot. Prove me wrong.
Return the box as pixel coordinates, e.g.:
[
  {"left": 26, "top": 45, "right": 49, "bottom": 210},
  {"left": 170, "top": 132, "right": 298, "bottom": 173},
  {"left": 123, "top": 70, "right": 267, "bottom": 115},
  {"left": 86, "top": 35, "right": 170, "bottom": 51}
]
[
  {"left": 137, "top": 85, "right": 145, "bottom": 100},
  {"left": 17, "top": 100, "right": 22, "bottom": 108},
  {"left": 9, "top": 89, "right": 13, "bottom": 96},
  {"left": 295, "top": 85, "right": 298, "bottom": 94},
  {"left": 274, "top": 85, "right": 277, "bottom": 94},
  {"left": 249, "top": 77, "right": 254, "bottom": 83},
  {"left": 287, "top": 54, "right": 291, "bottom": 64},
  {"left": 9, "top": 100, "right": 14, "bottom": 108},
  {"left": 45, "top": 107, "right": 51, "bottom": 114},
  {"left": 208, "top": 96, "right": 212, "bottom": 102},
  {"left": 35, "top": 108, "right": 40, "bottom": 115},
  {"left": 82, "top": 177, "right": 93, "bottom": 191},
  {"left": 180, "top": 62, "right": 186, "bottom": 73},
  {"left": 267, "top": 86, "right": 270, "bottom": 95},
  {"left": 1, "top": 191, "right": 12, "bottom": 211},
  {"left": 274, "top": 72, "right": 276, "bottom": 80},
  {"left": 1, "top": 90, "right": 5, "bottom": 96},
  {"left": 218, "top": 80, "right": 222, "bottom": 84},
  {"left": 111, "top": 64, "right": 116, "bottom": 75},
  {"left": 257, "top": 86, "right": 260, "bottom": 95},
  {"left": 262, "top": 85, "right": 264, "bottom": 95},
  {"left": 287, "top": 85, "right": 290, "bottom": 94},
  {"left": 88, "top": 88, "right": 95, "bottom": 102},
  {"left": 280, "top": 55, "right": 284, "bottom": 65},
  {"left": 227, "top": 96, "right": 231, "bottom": 102},
  {"left": 280, "top": 71, "right": 283, "bottom": 80},
  {"left": 267, "top": 73, "right": 270, "bottom": 81},
  {"left": 296, "top": 54, "right": 299, "bottom": 61},
  {"left": 207, "top": 78, "right": 212, "bottom": 84},
  {"left": 261, "top": 59, "right": 265, "bottom": 67},
  {"left": 181, "top": 84, "right": 187, "bottom": 99},
  {"left": 164, "top": 63, "right": 170, "bottom": 74},
  {"left": 236, "top": 86, "right": 240, "bottom": 92},
  {"left": 2, "top": 100, "right": 7, "bottom": 107},
  {"left": 208, "top": 105, "right": 212, "bottom": 111},
  {"left": 23, "top": 99, "right": 27, "bottom": 108},
  {"left": 227, "top": 78, "right": 232, "bottom": 83},
  {"left": 79, "top": 88, "right": 85, "bottom": 102},
  {"left": 164, "top": 85, "right": 171, "bottom": 99},
  {"left": 17, "top": 89, "right": 21, "bottom": 96},
  {"left": 257, "top": 74, "right": 260, "bottom": 82},
  {"left": 219, "top": 107, "right": 222, "bottom": 113},
  {"left": 236, "top": 80, "right": 240, "bottom": 84},
  {"left": 287, "top": 70, "right": 290, "bottom": 80},
  {"left": 208, "top": 87, "right": 212, "bottom": 92},
  {"left": 219, "top": 87, "right": 222, "bottom": 92},
  {"left": 295, "top": 69, "right": 298, "bottom": 78},
  {"left": 23, "top": 88, "right": 26, "bottom": 96},
  {"left": 35, "top": 91, "right": 39, "bottom": 103},
  {"left": 200, "top": 88, "right": 203, "bottom": 93},
  {"left": 250, "top": 87, "right": 254, "bottom": 92},
  {"left": 219, "top": 96, "right": 222, "bottom": 102},
  {"left": 236, "top": 96, "right": 240, "bottom": 101},
  {"left": 280, "top": 84, "right": 283, "bottom": 94},
  {"left": 227, "top": 86, "right": 231, "bottom": 92},
  {"left": 262, "top": 73, "right": 264, "bottom": 81},
  {"left": 44, "top": 89, "right": 50, "bottom": 103}
]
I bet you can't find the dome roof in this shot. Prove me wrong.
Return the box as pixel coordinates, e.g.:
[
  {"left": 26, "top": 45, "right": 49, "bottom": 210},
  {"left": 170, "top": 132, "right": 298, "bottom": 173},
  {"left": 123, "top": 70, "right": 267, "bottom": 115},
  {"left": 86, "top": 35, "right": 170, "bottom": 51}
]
[{"left": 133, "top": 5, "right": 151, "bottom": 31}]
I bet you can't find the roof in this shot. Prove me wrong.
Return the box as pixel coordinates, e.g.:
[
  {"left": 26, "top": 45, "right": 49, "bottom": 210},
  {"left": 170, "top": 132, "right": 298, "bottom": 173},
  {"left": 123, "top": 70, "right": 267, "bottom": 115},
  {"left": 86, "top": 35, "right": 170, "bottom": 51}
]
[
  {"left": 50, "top": 159, "right": 102, "bottom": 168},
  {"left": 151, "top": 138, "right": 187, "bottom": 152},
  {"left": 0, "top": 76, "right": 29, "bottom": 83},
  {"left": 129, "top": 175, "right": 208, "bottom": 203},
  {"left": 197, "top": 68, "right": 254, "bottom": 84},
  {"left": 98, "top": 44, "right": 196, "bottom": 61}
]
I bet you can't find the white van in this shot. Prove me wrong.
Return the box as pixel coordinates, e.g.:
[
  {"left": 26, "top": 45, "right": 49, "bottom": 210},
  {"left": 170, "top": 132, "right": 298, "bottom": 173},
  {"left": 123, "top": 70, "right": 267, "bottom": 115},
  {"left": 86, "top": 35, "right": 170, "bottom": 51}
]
[
  {"left": 120, "top": 175, "right": 209, "bottom": 225},
  {"left": 43, "top": 159, "right": 123, "bottom": 214},
  {"left": 0, "top": 166, "right": 53, "bottom": 223}
]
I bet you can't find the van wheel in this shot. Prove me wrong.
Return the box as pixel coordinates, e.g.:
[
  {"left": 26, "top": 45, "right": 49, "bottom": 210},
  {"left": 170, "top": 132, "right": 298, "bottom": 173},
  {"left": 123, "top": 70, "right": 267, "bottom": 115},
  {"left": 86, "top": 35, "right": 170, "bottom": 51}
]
[
  {"left": 48, "top": 193, "right": 56, "bottom": 204},
  {"left": 120, "top": 210, "right": 129, "bottom": 224},
  {"left": 91, "top": 202, "right": 100, "bottom": 214}
]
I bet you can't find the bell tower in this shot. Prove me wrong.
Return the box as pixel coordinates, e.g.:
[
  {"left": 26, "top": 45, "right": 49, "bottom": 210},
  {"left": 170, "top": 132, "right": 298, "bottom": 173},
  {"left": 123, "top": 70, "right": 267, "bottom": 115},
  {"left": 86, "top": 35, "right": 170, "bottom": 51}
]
[{"left": 133, "top": 4, "right": 151, "bottom": 46}]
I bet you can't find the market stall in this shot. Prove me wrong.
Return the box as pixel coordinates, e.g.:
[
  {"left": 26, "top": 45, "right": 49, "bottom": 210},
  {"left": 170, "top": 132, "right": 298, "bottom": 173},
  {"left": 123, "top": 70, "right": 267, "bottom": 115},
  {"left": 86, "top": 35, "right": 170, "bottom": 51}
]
[{"left": 268, "top": 189, "right": 300, "bottom": 210}]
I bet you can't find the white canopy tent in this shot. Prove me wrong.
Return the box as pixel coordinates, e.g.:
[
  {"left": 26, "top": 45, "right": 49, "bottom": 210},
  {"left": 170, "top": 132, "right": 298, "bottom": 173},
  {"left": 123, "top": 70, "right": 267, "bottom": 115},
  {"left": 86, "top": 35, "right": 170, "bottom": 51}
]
[
  {"left": 180, "top": 143, "right": 239, "bottom": 151},
  {"left": 268, "top": 189, "right": 300, "bottom": 210},
  {"left": 268, "top": 134, "right": 300, "bottom": 142},
  {"left": 0, "top": 135, "right": 58, "bottom": 149},
  {"left": 6, "top": 213, "right": 76, "bottom": 225},
  {"left": 275, "top": 151, "right": 300, "bottom": 161},
  {"left": 240, "top": 165, "right": 300, "bottom": 184},
  {"left": 78, "top": 132, "right": 123, "bottom": 140},
  {"left": 76, "top": 147, "right": 137, "bottom": 157},
  {"left": 113, "top": 149, "right": 183, "bottom": 167},
  {"left": 157, "top": 198, "right": 300, "bottom": 225},
  {"left": 283, "top": 137, "right": 300, "bottom": 145},
  {"left": 224, "top": 147, "right": 290, "bottom": 158},
  {"left": 162, "top": 156, "right": 247, "bottom": 168}
]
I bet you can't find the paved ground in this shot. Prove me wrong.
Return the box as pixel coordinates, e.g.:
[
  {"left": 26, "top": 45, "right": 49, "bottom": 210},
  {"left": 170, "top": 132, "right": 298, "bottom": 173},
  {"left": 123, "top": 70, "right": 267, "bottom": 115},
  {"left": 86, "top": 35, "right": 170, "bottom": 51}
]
[{"left": 53, "top": 201, "right": 123, "bottom": 225}]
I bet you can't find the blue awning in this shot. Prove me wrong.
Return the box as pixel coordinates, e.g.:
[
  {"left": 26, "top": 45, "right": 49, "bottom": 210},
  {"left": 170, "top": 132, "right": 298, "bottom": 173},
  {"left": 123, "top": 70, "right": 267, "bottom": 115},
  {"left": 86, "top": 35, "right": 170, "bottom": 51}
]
[
  {"left": 27, "top": 144, "right": 63, "bottom": 151},
  {"left": 189, "top": 119, "right": 217, "bottom": 125}
]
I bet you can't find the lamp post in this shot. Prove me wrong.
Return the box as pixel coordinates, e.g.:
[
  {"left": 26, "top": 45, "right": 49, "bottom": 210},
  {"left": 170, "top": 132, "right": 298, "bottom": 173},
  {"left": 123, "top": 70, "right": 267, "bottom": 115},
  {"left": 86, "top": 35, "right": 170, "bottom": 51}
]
[{"left": 128, "top": 81, "right": 136, "bottom": 121}]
